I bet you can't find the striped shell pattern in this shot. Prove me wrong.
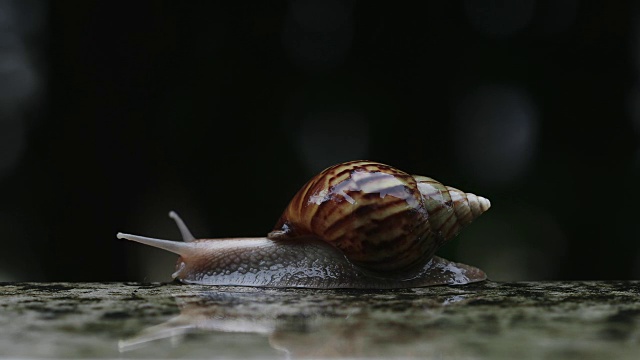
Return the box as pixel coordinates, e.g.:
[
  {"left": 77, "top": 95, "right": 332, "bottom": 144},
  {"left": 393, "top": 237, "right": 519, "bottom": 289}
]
[{"left": 268, "top": 160, "right": 491, "bottom": 275}]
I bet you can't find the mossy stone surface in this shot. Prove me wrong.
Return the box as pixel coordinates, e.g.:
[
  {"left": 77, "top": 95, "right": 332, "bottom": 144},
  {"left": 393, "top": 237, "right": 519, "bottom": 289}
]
[{"left": 1, "top": 281, "right": 640, "bottom": 359}]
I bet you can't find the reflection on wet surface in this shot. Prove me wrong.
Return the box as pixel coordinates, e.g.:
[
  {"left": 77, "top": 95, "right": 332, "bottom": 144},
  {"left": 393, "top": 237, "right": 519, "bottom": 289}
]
[
  {"left": 1, "top": 281, "right": 640, "bottom": 359},
  {"left": 118, "top": 289, "right": 474, "bottom": 357}
]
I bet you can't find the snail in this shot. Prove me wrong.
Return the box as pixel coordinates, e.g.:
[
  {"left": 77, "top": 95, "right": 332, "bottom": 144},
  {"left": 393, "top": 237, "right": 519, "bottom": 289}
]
[{"left": 117, "top": 160, "right": 491, "bottom": 289}]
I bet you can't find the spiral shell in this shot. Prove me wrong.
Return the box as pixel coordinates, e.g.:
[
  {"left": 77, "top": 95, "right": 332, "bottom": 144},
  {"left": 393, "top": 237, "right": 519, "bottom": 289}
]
[{"left": 268, "top": 160, "right": 491, "bottom": 275}]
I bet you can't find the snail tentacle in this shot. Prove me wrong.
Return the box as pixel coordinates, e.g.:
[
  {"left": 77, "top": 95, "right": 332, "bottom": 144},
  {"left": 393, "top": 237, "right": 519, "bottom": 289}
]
[
  {"left": 117, "top": 233, "right": 197, "bottom": 257},
  {"left": 168, "top": 211, "right": 196, "bottom": 242}
]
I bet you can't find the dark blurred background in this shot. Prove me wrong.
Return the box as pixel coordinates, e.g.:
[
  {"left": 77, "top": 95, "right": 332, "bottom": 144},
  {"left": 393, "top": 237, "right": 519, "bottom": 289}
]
[{"left": 1, "top": 0, "right": 638, "bottom": 282}]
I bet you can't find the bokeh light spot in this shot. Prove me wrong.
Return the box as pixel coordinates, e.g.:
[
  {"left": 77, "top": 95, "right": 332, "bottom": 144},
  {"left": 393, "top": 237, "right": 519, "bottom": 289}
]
[{"left": 452, "top": 84, "right": 539, "bottom": 186}]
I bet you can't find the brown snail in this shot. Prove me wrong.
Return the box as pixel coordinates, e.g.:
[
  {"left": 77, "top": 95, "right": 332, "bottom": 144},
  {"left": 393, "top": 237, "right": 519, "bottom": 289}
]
[{"left": 117, "top": 160, "right": 490, "bottom": 289}]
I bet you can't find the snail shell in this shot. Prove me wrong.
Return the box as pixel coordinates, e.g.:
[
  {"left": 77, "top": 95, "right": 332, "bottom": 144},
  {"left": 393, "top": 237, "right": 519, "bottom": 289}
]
[
  {"left": 268, "top": 160, "right": 491, "bottom": 275},
  {"left": 117, "top": 160, "right": 490, "bottom": 289}
]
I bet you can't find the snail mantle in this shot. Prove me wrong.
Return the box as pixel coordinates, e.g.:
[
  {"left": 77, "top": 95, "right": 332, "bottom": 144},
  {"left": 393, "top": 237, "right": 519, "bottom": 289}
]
[{"left": 117, "top": 160, "right": 491, "bottom": 289}]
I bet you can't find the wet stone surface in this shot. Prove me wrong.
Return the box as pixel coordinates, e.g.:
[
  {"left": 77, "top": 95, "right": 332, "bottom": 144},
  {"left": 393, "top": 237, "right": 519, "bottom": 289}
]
[{"left": 1, "top": 281, "right": 640, "bottom": 359}]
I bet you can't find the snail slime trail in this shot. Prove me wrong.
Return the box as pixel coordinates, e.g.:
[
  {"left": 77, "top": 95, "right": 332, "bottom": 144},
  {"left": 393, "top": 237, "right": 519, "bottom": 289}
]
[{"left": 117, "top": 160, "right": 490, "bottom": 289}]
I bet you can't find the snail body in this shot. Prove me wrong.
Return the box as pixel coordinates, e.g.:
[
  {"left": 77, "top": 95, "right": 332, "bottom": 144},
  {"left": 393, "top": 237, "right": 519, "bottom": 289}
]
[{"left": 118, "top": 160, "right": 490, "bottom": 289}]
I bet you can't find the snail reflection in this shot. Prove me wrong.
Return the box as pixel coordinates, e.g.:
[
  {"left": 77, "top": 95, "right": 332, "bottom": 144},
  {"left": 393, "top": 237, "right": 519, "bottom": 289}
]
[
  {"left": 118, "top": 160, "right": 490, "bottom": 289},
  {"left": 118, "top": 292, "right": 276, "bottom": 353},
  {"left": 118, "top": 290, "right": 474, "bottom": 357}
]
